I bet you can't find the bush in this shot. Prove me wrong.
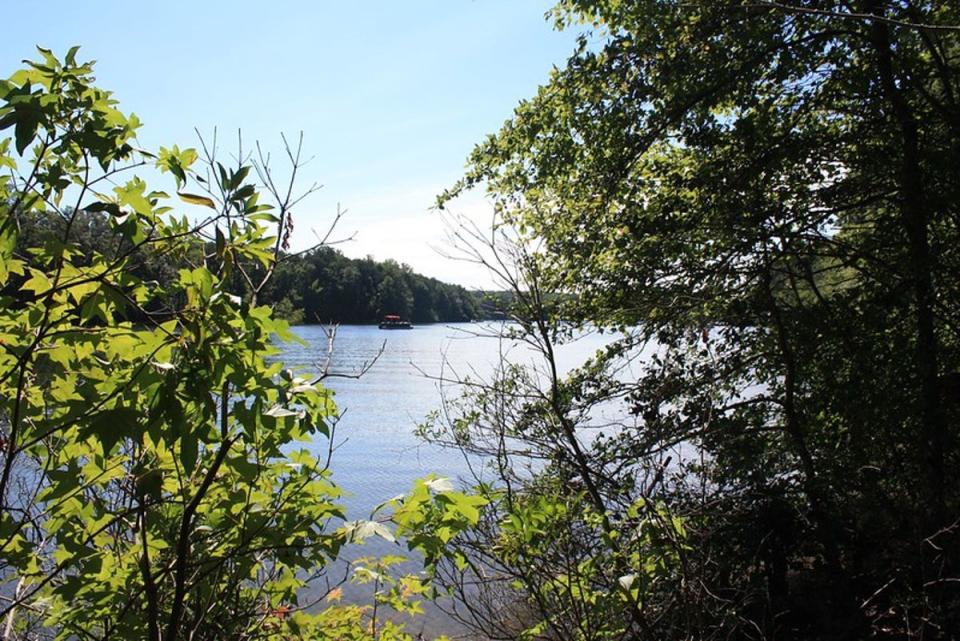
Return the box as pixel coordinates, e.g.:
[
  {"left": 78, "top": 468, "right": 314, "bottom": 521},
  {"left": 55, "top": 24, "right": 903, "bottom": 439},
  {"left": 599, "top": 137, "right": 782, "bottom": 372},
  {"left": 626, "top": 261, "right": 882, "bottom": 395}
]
[{"left": 0, "top": 47, "right": 477, "bottom": 641}]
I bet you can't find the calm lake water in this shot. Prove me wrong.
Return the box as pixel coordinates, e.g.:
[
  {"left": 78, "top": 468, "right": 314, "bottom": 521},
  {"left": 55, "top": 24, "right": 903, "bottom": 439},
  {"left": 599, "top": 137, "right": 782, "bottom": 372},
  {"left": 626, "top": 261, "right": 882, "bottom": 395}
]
[
  {"left": 274, "top": 322, "right": 617, "bottom": 636},
  {"left": 280, "top": 322, "right": 498, "bottom": 516},
  {"left": 277, "top": 323, "right": 618, "bottom": 517}
]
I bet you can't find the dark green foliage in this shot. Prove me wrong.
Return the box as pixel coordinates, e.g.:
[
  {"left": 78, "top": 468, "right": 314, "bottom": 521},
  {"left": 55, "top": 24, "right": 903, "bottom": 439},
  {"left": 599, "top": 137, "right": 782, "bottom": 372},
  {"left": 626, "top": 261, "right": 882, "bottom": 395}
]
[
  {"left": 6, "top": 207, "right": 190, "bottom": 319},
  {"left": 9, "top": 206, "right": 483, "bottom": 325},
  {"left": 430, "top": 2, "right": 960, "bottom": 640},
  {"left": 257, "top": 247, "right": 482, "bottom": 324}
]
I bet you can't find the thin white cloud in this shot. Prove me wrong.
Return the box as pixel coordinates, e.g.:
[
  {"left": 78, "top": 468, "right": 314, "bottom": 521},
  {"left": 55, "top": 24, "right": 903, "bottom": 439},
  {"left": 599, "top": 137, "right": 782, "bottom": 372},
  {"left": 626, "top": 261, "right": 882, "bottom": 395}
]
[{"left": 295, "top": 185, "right": 501, "bottom": 289}]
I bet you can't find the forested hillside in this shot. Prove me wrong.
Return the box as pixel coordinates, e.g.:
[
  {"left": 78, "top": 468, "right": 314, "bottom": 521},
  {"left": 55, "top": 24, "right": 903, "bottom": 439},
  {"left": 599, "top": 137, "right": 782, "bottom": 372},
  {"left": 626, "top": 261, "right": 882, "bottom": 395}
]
[
  {"left": 9, "top": 209, "right": 482, "bottom": 324},
  {"left": 256, "top": 247, "right": 480, "bottom": 324}
]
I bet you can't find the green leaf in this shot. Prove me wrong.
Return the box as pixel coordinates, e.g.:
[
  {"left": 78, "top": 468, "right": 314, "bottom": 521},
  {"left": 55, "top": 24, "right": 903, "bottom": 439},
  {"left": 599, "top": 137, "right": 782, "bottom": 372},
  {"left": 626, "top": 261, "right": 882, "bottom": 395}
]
[
  {"left": 178, "top": 192, "right": 216, "bottom": 209},
  {"left": 83, "top": 201, "right": 122, "bottom": 216},
  {"left": 65, "top": 45, "right": 81, "bottom": 66},
  {"left": 115, "top": 179, "right": 154, "bottom": 216},
  {"left": 215, "top": 226, "right": 226, "bottom": 256},
  {"left": 14, "top": 105, "right": 39, "bottom": 155},
  {"left": 83, "top": 408, "right": 140, "bottom": 454},
  {"left": 179, "top": 433, "right": 198, "bottom": 475},
  {"left": 229, "top": 165, "right": 250, "bottom": 190}
]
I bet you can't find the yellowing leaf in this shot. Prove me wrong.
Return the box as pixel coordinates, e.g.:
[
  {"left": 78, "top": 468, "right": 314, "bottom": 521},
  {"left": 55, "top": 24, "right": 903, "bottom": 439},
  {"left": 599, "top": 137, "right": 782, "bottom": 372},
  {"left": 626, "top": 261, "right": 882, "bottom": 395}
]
[
  {"left": 177, "top": 192, "right": 217, "bottom": 209},
  {"left": 325, "top": 587, "right": 343, "bottom": 603}
]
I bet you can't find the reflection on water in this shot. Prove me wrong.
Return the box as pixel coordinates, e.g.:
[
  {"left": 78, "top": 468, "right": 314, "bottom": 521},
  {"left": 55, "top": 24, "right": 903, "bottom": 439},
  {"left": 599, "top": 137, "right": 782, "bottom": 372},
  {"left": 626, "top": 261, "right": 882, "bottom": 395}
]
[
  {"left": 273, "top": 322, "right": 616, "bottom": 636},
  {"left": 279, "top": 323, "right": 494, "bottom": 516}
]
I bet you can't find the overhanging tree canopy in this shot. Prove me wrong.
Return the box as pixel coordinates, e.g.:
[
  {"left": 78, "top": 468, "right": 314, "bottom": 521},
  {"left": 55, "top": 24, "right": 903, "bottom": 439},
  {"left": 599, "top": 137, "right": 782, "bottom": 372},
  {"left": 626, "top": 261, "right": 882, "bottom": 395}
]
[{"left": 437, "top": 2, "right": 960, "bottom": 638}]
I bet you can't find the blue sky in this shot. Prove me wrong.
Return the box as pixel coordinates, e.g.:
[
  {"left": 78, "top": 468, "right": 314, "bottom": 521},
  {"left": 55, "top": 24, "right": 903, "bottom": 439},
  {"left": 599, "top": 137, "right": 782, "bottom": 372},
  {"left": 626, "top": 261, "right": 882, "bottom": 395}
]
[{"left": 4, "top": 2, "right": 579, "bottom": 287}]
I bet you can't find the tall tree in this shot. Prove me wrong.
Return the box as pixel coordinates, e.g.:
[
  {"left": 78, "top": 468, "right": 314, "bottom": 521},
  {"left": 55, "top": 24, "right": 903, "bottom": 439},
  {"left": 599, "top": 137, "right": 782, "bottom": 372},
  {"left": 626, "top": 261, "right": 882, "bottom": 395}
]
[{"left": 435, "top": 2, "right": 960, "bottom": 639}]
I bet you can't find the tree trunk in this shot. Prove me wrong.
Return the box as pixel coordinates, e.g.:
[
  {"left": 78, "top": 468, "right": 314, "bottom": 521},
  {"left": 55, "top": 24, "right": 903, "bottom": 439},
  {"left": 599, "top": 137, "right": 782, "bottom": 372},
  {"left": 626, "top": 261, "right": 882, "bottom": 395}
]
[{"left": 866, "top": 0, "right": 946, "bottom": 528}]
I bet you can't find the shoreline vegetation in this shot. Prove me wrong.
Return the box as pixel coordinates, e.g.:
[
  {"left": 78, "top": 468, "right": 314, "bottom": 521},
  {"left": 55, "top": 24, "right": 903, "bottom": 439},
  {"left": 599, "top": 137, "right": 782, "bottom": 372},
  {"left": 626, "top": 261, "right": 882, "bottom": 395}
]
[
  {"left": 0, "top": 48, "right": 483, "bottom": 641},
  {"left": 10, "top": 207, "right": 512, "bottom": 326},
  {"left": 3, "top": 0, "right": 960, "bottom": 638}
]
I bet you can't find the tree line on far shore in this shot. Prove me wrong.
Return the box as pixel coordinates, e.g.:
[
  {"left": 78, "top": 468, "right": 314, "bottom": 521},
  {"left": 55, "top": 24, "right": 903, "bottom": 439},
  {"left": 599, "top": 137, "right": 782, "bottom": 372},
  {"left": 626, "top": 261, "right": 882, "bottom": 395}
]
[
  {"left": 255, "top": 246, "right": 488, "bottom": 324},
  {"left": 11, "top": 208, "right": 498, "bottom": 325}
]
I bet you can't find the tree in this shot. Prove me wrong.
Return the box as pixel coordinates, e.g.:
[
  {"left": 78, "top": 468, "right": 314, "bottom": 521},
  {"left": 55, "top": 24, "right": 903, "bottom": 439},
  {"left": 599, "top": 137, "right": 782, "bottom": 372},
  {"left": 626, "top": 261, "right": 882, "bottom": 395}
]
[
  {"left": 0, "top": 48, "right": 479, "bottom": 641},
  {"left": 257, "top": 246, "right": 481, "bottom": 324},
  {"left": 433, "top": 2, "right": 960, "bottom": 639}
]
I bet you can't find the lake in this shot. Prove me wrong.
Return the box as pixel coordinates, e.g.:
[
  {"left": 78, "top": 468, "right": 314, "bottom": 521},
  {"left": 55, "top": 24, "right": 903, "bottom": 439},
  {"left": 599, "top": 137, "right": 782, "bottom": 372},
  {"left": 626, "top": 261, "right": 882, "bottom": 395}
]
[
  {"left": 274, "top": 322, "right": 618, "bottom": 636},
  {"left": 278, "top": 323, "right": 620, "bottom": 516}
]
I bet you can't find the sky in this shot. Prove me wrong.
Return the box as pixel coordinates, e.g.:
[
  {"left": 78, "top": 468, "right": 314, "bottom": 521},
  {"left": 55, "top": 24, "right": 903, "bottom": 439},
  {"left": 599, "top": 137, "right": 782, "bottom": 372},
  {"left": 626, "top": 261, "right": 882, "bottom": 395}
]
[{"left": 4, "top": 2, "right": 580, "bottom": 288}]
